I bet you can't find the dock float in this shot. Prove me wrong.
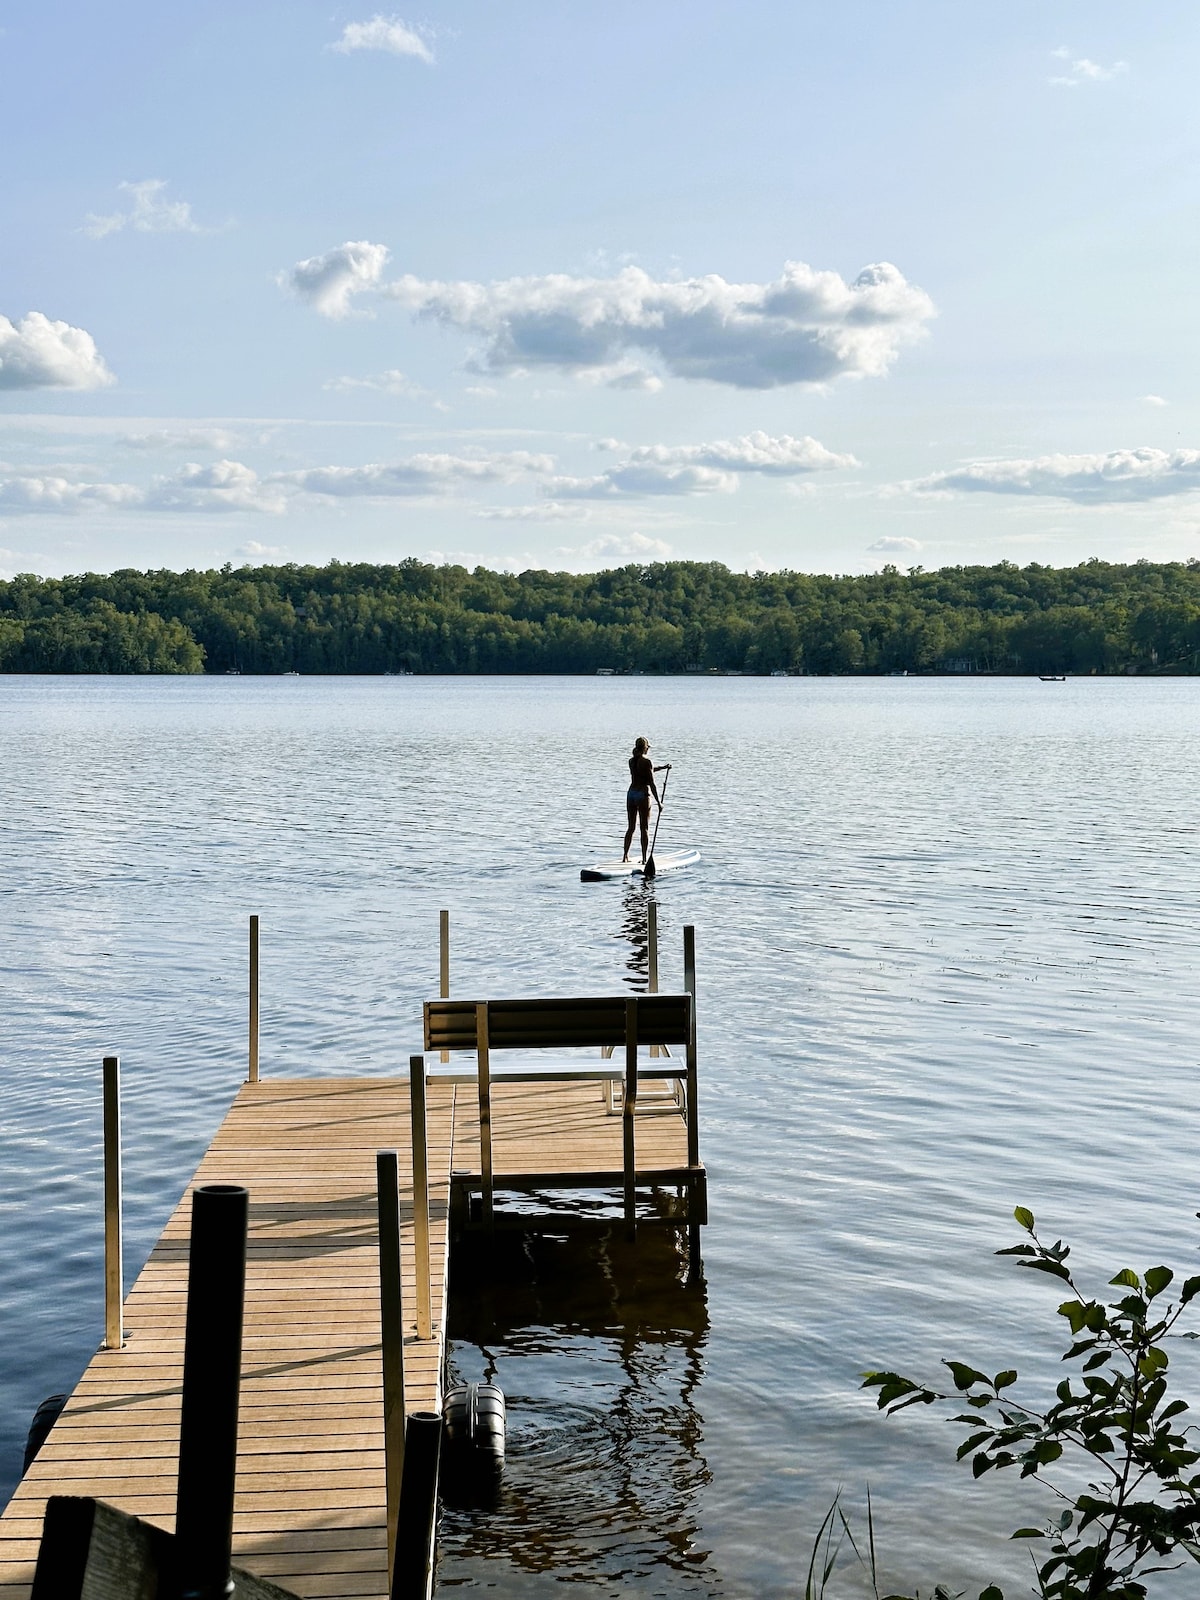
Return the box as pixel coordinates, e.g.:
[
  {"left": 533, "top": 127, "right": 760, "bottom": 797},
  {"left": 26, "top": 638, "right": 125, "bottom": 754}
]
[{"left": 0, "top": 919, "right": 705, "bottom": 1600}]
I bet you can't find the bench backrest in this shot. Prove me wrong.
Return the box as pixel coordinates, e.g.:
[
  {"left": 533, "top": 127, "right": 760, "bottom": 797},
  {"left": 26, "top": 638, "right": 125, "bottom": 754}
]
[{"left": 424, "top": 993, "right": 691, "bottom": 1055}]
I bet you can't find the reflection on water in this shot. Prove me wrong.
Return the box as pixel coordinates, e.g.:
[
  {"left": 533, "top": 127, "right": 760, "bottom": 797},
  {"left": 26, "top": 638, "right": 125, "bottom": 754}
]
[
  {"left": 439, "top": 1225, "right": 715, "bottom": 1596},
  {"left": 612, "top": 880, "right": 657, "bottom": 991}
]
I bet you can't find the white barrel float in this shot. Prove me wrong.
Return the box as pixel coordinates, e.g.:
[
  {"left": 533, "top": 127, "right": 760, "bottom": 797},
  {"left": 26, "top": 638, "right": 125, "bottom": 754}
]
[{"left": 442, "top": 1381, "right": 506, "bottom": 1479}]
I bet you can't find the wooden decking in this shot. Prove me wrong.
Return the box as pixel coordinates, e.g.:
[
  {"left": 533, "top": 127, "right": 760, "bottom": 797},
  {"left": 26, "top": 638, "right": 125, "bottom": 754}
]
[
  {"left": 0, "top": 1078, "right": 453, "bottom": 1600},
  {"left": 0, "top": 1068, "right": 696, "bottom": 1600}
]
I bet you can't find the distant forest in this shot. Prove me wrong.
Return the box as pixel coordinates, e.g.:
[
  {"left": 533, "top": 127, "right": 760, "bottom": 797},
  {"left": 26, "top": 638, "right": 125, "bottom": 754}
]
[{"left": 2, "top": 556, "right": 1200, "bottom": 676}]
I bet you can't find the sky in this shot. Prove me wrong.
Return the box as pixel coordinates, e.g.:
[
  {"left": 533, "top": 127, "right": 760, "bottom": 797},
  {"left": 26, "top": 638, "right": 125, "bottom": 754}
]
[{"left": 3, "top": 0, "right": 1200, "bottom": 580}]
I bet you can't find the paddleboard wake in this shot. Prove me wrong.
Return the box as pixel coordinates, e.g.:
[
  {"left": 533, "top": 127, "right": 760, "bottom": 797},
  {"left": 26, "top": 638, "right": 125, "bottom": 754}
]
[{"left": 580, "top": 847, "right": 700, "bottom": 883}]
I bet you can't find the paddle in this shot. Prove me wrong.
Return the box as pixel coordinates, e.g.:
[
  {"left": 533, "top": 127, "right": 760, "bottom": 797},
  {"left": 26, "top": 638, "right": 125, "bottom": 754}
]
[{"left": 642, "top": 764, "right": 671, "bottom": 879}]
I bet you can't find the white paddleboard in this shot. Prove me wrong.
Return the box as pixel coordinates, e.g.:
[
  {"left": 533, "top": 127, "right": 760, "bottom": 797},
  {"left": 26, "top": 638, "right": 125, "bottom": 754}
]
[{"left": 580, "top": 847, "right": 701, "bottom": 882}]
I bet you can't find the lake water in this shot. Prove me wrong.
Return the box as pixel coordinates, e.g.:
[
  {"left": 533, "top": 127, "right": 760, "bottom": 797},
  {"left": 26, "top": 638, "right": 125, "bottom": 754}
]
[{"left": 2, "top": 673, "right": 1199, "bottom": 1598}]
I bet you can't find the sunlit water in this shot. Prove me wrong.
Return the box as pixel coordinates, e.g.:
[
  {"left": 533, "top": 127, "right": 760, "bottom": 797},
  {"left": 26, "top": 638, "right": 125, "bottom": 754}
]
[{"left": 1, "top": 674, "right": 1198, "bottom": 1598}]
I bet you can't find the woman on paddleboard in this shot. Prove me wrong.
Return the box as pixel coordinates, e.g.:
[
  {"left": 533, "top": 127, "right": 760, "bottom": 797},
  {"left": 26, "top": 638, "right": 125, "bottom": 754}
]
[{"left": 623, "top": 736, "right": 670, "bottom": 864}]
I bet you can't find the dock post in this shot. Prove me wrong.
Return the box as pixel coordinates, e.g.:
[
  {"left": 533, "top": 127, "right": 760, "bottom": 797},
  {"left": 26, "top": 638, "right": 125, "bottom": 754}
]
[
  {"left": 409, "top": 1056, "right": 432, "bottom": 1341},
  {"left": 377, "top": 1150, "right": 407, "bottom": 1585},
  {"left": 623, "top": 997, "right": 639, "bottom": 1239},
  {"left": 475, "top": 1004, "right": 494, "bottom": 1225},
  {"left": 391, "top": 1411, "right": 442, "bottom": 1600},
  {"left": 174, "top": 1183, "right": 248, "bottom": 1600},
  {"left": 102, "top": 1056, "right": 123, "bottom": 1350},
  {"left": 439, "top": 910, "right": 450, "bottom": 1063},
  {"left": 682, "top": 926, "right": 702, "bottom": 1276},
  {"left": 248, "top": 915, "right": 259, "bottom": 1083}
]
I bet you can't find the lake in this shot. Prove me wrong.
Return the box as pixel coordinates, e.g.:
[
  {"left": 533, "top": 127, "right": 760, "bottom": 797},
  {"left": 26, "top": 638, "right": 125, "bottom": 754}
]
[{"left": 2, "top": 673, "right": 1198, "bottom": 1597}]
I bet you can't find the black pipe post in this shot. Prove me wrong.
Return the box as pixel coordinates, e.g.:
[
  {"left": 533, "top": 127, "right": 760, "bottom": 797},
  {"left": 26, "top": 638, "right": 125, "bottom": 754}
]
[
  {"left": 390, "top": 1411, "right": 443, "bottom": 1600},
  {"left": 174, "top": 1184, "right": 249, "bottom": 1600}
]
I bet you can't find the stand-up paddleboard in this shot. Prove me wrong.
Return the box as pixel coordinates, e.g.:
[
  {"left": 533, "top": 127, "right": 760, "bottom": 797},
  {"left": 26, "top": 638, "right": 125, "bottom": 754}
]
[{"left": 580, "top": 848, "right": 700, "bottom": 882}]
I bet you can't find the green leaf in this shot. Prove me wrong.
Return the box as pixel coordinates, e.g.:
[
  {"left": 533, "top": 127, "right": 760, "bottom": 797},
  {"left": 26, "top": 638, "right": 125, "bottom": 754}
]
[
  {"left": 945, "top": 1361, "right": 990, "bottom": 1391},
  {"left": 1145, "top": 1265, "right": 1173, "bottom": 1298},
  {"left": 1012, "top": 1529, "right": 1044, "bottom": 1539},
  {"left": 1109, "top": 1267, "right": 1140, "bottom": 1289},
  {"left": 1014, "top": 1206, "right": 1035, "bottom": 1232},
  {"left": 979, "top": 1588, "right": 1004, "bottom": 1600},
  {"left": 1022, "top": 1258, "right": 1071, "bottom": 1282},
  {"left": 993, "top": 1370, "right": 1017, "bottom": 1390},
  {"left": 1180, "top": 1276, "right": 1200, "bottom": 1305}
]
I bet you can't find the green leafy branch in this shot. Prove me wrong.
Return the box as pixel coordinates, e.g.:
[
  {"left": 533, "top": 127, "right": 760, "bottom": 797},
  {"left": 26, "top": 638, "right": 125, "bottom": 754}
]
[{"left": 862, "top": 1208, "right": 1200, "bottom": 1599}]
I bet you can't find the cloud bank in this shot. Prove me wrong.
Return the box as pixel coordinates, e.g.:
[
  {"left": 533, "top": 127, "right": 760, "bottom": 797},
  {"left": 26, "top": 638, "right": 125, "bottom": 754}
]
[
  {"left": 284, "top": 246, "right": 936, "bottom": 389},
  {"left": 279, "top": 451, "right": 554, "bottom": 498},
  {"left": 330, "top": 15, "right": 433, "bottom": 62},
  {"left": 382, "top": 260, "right": 934, "bottom": 389},
  {"left": 911, "top": 447, "right": 1200, "bottom": 503},
  {"left": 550, "top": 431, "right": 857, "bottom": 497},
  {"left": 0, "top": 313, "right": 116, "bottom": 390}
]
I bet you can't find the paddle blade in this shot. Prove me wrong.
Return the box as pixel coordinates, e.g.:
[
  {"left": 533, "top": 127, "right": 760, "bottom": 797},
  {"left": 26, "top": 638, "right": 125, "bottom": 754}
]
[{"left": 643, "top": 855, "right": 656, "bottom": 879}]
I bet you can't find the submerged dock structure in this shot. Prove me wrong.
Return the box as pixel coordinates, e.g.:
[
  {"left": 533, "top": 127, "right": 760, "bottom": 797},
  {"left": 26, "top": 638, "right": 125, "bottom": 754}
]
[{"left": 0, "top": 914, "right": 706, "bottom": 1600}]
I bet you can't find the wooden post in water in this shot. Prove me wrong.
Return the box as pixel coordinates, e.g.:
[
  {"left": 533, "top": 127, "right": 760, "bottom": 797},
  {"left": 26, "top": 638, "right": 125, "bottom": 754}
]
[
  {"left": 248, "top": 915, "right": 259, "bottom": 1083},
  {"left": 377, "top": 1150, "right": 407, "bottom": 1585},
  {"left": 102, "top": 1056, "right": 123, "bottom": 1351},
  {"left": 409, "top": 1056, "right": 432, "bottom": 1341},
  {"left": 439, "top": 911, "right": 450, "bottom": 1064},
  {"left": 174, "top": 1184, "right": 248, "bottom": 1600}
]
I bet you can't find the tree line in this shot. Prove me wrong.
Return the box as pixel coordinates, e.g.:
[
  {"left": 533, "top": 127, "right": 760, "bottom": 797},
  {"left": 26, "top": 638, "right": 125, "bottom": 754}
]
[{"left": 1, "top": 555, "right": 1199, "bottom": 675}]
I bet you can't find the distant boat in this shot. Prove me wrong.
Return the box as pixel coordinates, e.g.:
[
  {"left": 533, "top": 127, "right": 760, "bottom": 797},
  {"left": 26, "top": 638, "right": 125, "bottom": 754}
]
[
  {"left": 1039, "top": 674, "right": 1066, "bottom": 682},
  {"left": 283, "top": 671, "right": 300, "bottom": 677}
]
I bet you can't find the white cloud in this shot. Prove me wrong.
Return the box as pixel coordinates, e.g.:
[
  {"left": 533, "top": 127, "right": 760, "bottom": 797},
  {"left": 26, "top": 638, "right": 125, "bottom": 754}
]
[
  {"left": 324, "top": 368, "right": 427, "bottom": 396},
  {"left": 145, "top": 460, "right": 288, "bottom": 514},
  {"left": 1142, "top": 394, "right": 1169, "bottom": 407},
  {"left": 286, "top": 241, "right": 390, "bottom": 319},
  {"left": 83, "top": 179, "right": 211, "bottom": 239},
  {"left": 330, "top": 15, "right": 433, "bottom": 62},
  {"left": 477, "top": 501, "right": 583, "bottom": 521},
  {"left": 555, "top": 532, "right": 674, "bottom": 564},
  {"left": 549, "top": 431, "right": 856, "bottom": 498},
  {"left": 1049, "top": 50, "right": 1128, "bottom": 87},
  {"left": 119, "top": 426, "right": 240, "bottom": 451},
  {"left": 910, "top": 447, "right": 1200, "bottom": 503},
  {"left": 0, "top": 313, "right": 115, "bottom": 390},
  {"left": 868, "top": 536, "right": 923, "bottom": 554},
  {"left": 380, "top": 258, "right": 934, "bottom": 389},
  {"left": 237, "top": 541, "right": 288, "bottom": 558},
  {"left": 576, "top": 361, "right": 664, "bottom": 393},
  {"left": 281, "top": 450, "right": 554, "bottom": 498},
  {"left": 0, "top": 474, "right": 140, "bottom": 514}
]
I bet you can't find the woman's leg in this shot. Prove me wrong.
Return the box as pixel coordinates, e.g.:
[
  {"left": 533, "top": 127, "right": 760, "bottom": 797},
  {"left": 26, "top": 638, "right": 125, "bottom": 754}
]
[
  {"left": 638, "top": 799, "right": 650, "bottom": 861},
  {"left": 623, "top": 803, "right": 637, "bottom": 861}
]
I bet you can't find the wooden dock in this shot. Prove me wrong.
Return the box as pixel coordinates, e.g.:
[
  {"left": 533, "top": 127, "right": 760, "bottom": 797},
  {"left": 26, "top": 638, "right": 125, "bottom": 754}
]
[{"left": 0, "top": 1047, "right": 700, "bottom": 1597}]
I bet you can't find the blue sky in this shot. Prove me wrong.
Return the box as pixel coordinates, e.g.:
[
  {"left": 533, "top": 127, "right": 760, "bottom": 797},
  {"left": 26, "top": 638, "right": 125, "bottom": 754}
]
[{"left": 3, "top": 1, "right": 1198, "bottom": 579}]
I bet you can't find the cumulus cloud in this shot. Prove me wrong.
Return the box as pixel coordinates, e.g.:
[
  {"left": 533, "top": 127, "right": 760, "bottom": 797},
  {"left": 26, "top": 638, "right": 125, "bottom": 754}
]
[
  {"left": 145, "top": 460, "right": 289, "bottom": 514},
  {"left": 576, "top": 361, "right": 664, "bottom": 393},
  {"left": 1049, "top": 49, "right": 1128, "bottom": 86},
  {"left": 237, "top": 541, "right": 288, "bottom": 558},
  {"left": 0, "top": 474, "right": 140, "bottom": 514},
  {"left": 281, "top": 450, "right": 554, "bottom": 498},
  {"left": 910, "top": 447, "right": 1200, "bottom": 503},
  {"left": 378, "top": 259, "right": 934, "bottom": 389},
  {"left": 330, "top": 15, "right": 433, "bottom": 61},
  {"left": 0, "top": 312, "right": 115, "bottom": 390},
  {"left": 549, "top": 431, "right": 856, "bottom": 498},
  {"left": 83, "top": 179, "right": 211, "bottom": 239},
  {"left": 286, "top": 241, "right": 390, "bottom": 319},
  {"left": 1142, "top": 394, "right": 1169, "bottom": 407},
  {"left": 120, "top": 426, "right": 240, "bottom": 451},
  {"left": 868, "top": 536, "right": 923, "bottom": 554}
]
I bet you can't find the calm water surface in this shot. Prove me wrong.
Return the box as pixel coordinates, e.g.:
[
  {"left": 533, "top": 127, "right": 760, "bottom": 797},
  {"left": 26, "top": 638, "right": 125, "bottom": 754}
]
[{"left": 2, "top": 674, "right": 1199, "bottom": 1597}]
